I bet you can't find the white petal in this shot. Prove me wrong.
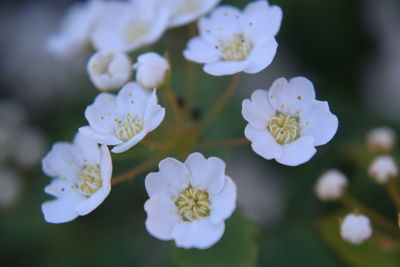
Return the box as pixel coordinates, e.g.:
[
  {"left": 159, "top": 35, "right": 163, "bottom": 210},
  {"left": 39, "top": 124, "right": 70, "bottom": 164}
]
[
  {"left": 204, "top": 60, "right": 249, "bottom": 76},
  {"left": 171, "top": 219, "right": 225, "bottom": 249},
  {"left": 244, "top": 38, "right": 278, "bottom": 74},
  {"left": 184, "top": 152, "right": 226, "bottom": 194},
  {"left": 241, "top": 89, "right": 274, "bottom": 129},
  {"left": 210, "top": 176, "right": 237, "bottom": 224},
  {"left": 84, "top": 93, "right": 121, "bottom": 134},
  {"left": 79, "top": 126, "right": 122, "bottom": 146},
  {"left": 300, "top": 100, "right": 338, "bottom": 146},
  {"left": 111, "top": 130, "right": 147, "bottom": 153},
  {"left": 244, "top": 124, "right": 282, "bottom": 160},
  {"left": 76, "top": 145, "right": 112, "bottom": 215},
  {"left": 41, "top": 191, "right": 84, "bottom": 224},
  {"left": 276, "top": 136, "right": 317, "bottom": 166},
  {"left": 144, "top": 193, "right": 181, "bottom": 240},
  {"left": 143, "top": 90, "right": 165, "bottom": 132},
  {"left": 116, "top": 82, "right": 151, "bottom": 116},
  {"left": 268, "top": 77, "right": 294, "bottom": 115},
  {"left": 73, "top": 132, "right": 101, "bottom": 164},
  {"left": 42, "top": 143, "right": 82, "bottom": 180},
  {"left": 44, "top": 178, "right": 73, "bottom": 198},
  {"left": 145, "top": 157, "right": 191, "bottom": 197},
  {"left": 183, "top": 36, "right": 220, "bottom": 64}
]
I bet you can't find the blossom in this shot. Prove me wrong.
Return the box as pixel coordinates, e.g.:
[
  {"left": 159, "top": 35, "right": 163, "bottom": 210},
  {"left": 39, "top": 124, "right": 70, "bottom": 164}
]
[
  {"left": 41, "top": 132, "right": 112, "bottom": 223},
  {"left": 242, "top": 77, "right": 338, "bottom": 166},
  {"left": 340, "top": 213, "right": 372, "bottom": 245},
  {"left": 369, "top": 156, "right": 398, "bottom": 184},
  {"left": 133, "top": 52, "right": 170, "bottom": 89},
  {"left": 315, "top": 170, "right": 347, "bottom": 201},
  {"left": 46, "top": 0, "right": 103, "bottom": 59},
  {"left": 87, "top": 50, "right": 132, "bottom": 91},
  {"left": 150, "top": 0, "right": 221, "bottom": 28},
  {"left": 144, "top": 152, "right": 237, "bottom": 249},
  {"left": 366, "top": 126, "right": 396, "bottom": 153},
  {"left": 183, "top": 0, "right": 282, "bottom": 76},
  {"left": 79, "top": 82, "right": 165, "bottom": 153},
  {"left": 91, "top": 1, "right": 169, "bottom": 52}
]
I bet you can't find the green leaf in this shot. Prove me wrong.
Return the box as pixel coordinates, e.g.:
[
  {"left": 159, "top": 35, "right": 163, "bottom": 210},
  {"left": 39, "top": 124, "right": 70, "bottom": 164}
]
[
  {"left": 317, "top": 212, "right": 400, "bottom": 267},
  {"left": 173, "top": 210, "right": 259, "bottom": 267}
]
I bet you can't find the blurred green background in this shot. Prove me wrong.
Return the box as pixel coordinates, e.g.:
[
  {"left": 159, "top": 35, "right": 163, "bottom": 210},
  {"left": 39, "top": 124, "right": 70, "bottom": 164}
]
[{"left": 1, "top": 0, "right": 400, "bottom": 266}]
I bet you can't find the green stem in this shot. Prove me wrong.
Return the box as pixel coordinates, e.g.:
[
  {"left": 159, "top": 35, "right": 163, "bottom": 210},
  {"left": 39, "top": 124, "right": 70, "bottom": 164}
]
[{"left": 386, "top": 179, "right": 400, "bottom": 212}]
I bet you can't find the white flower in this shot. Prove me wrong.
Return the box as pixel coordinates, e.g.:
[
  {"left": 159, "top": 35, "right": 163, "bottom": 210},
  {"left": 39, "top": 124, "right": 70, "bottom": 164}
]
[
  {"left": 242, "top": 77, "right": 338, "bottom": 166},
  {"left": 366, "top": 126, "right": 396, "bottom": 153},
  {"left": 46, "top": 0, "right": 103, "bottom": 59},
  {"left": 315, "top": 170, "right": 347, "bottom": 201},
  {"left": 341, "top": 213, "right": 372, "bottom": 245},
  {"left": 144, "top": 152, "right": 237, "bottom": 249},
  {"left": 79, "top": 82, "right": 165, "bottom": 153},
  {"left": 183, "top": 0, "right": 282, "bottom": 76},
  {"left": 41, "top": 132, "right": 112, "bottom": 224},
  {"left": 133, "top": 52, "right": 170, "bottom": 89},
  {"left": 91, "top": 1, "right": 169, "bottom": 52},
  {"left": 87, "top": 50, "right": 132, "bottom": 91},
  {"left": 149, "top": 0, "right": 221, "bottom": 28},
  {"left": 369, "top": 156, "right": 398, "bottom": 184},
  {"left": 0, "top": 167, "right": 21, "bottom": 210}
]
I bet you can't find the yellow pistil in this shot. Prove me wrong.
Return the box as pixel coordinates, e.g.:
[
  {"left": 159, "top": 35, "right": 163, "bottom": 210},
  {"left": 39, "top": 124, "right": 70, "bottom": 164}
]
[
  {"left": 114, "top": 114, "right": 143, "bottom": 142},
  {"left": 268, "top": 112, "right": 300, "bottom": 144},
  {"left": 221, "top": 33, "right": 253, "bottom": 61},
  {"left": 76, "top": 165, "right": 102, "bottom": 197},
  {"left": 175, "top": 185, "right": 211, "bottom": 222}
]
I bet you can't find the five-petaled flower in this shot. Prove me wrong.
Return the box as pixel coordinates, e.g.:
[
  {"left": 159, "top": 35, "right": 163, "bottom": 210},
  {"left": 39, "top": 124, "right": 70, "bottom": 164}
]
[
  {"left": 80, "top": 82, "right": 165, "bottom": 153},
  {"left": 41, "top": 132, "right": 112, "bottom": 223},
  {"left": 184, "top": 0, "right": 282, "bottom": 76},
  {"left": 242, "top": 77, "right": 338, "bottom": 166},
  {"left": 144, "top": 152, "right": 237, "bottom": 249}
]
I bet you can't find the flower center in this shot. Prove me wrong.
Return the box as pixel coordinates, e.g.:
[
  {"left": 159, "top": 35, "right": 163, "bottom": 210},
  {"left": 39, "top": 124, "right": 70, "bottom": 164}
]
[
  {"left": 268, "top": 112, "right": 300, "bottom": 144},
  {"left": 92, "top": 53, "right": 114, "bottom": 76},
  {"left": 221, "top": 33, "right": 253, "bottom": 61},
  {"left": 175, "top": 185, "right": 211, "bottom": 222},
  {"left": 177, "top": 0, "right": 200, "bottom": 15},
  {"left": 75, "top": 165, "right": 102, "bottom": 197},
  {"left": 124, "top": 21, "right": 150, "bottom": 45},
  {"left": 114, "top": 113, "right": 143, "bottom": 142}
]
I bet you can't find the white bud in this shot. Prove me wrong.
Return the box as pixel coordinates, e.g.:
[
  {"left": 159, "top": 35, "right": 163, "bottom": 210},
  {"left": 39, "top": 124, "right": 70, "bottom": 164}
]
[
  {"left": 340, "top": 213, "right": 372, "bottom": 244},
  {"left": 133, "top": 52, "right": 170, "bottom": 89},
  {"left": 367, "top": 126, "right": 396, "bottom": 153},
  {"left": 87, "top": 50, "right": 131, "bottom": 91},
  {"left": 315, "top": 170, "right": 348, "bottom": 201},
  {"left": 369, "top": 155, "right": 398, "bottom": 184},
  {"left": 0, "top": 167, "right": 21, "bottom": 209}
]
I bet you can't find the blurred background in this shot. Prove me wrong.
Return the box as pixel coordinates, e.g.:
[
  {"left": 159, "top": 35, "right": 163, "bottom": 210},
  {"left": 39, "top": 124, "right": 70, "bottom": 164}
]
[{"left": 1, "top": 0, "right": 400, "bottom": 266}]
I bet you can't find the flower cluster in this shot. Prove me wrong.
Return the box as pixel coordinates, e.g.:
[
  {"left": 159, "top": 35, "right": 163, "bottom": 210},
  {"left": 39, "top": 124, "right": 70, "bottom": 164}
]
[{"left": 43, "top": 0, "right": 340, "bottom": 250}]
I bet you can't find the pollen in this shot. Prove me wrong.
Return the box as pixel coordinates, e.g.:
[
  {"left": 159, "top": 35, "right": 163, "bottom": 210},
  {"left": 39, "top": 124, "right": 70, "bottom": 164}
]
[
  {"left": 268, "top": 112, "right": 300, "bottom": 144},
  {"left": 75, "top": 164, "right": 102, "bottom": 197},
  {"left": 175, "top": 185, "right": 211, "bottom": 222},
  {"left": 114, "top": 113, "right": 143, "bottom": 142},
  {"left": 221, "top": 33, "right": 253, "bottom": 61}
]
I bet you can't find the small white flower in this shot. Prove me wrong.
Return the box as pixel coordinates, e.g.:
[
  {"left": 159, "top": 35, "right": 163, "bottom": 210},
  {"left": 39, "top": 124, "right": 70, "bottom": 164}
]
[
  {"left": 91, "top": 1, "right": 169, "bottom": 52},
  {"left": 0, "top": 167, "right": 21, "bottom": 210},
  {"left": 369, "top": 156, "right": 398, "bottom": 184},
  {"left": 41, "top": 132, "right": 112, "bottom": 224},
  {"left": 46, "top": 0, "right": 103, "bottom": 59},
  {"left": 80, "top": 82, "right": 165, "bottom": 153},
  {"left": 315, "top": 170, "right": 348, "bottom": 201},
  {"left": 366, "top": 126, "right": 396, "bottom": 153},
  {"left": 183, "top": 0, "right": 282, "bottom": 76},
  {"left": 341, "top": 213, "right": 372, "bottom": 245},
  {"left": 242, "top": 77, "right": 339, "bottom": 166},
  {"left": 150, "top": 0, "right": 221, "bottom": 28},
  {"left": 144, "top": 152, "right": 237, "bottom": 249},
  {"left": 87, "top": 50, "right": 132, "bottom": 91},
  {"left": 133, "top": 52, "right": 170, "bottom": 89}
]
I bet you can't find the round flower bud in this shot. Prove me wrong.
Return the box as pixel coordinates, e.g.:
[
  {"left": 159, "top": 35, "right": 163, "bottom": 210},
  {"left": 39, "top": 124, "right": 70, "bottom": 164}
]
[
  {"left": 87, "top": 50, "right": 131, "bottom": 91},
  {"left": 369, "top": 155, "right": 398, "bottom": 184},
  {"left": 340, "top": 213, "right": 372, "bottom": 245},
  {"left": 315, "top": 170, "right": 348, "bottom": 201},
  {"left": 367, "top": 127, "right": 396, "bottom": 153},
  {"left": 133, "top": 52, "right": 170, "bottom": 89}
]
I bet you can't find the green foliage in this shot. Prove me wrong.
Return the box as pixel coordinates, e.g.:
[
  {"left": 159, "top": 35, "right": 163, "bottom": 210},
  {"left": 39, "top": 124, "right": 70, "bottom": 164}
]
[{"left": 173, "top": 210, "right": 258, "bottom": 267}]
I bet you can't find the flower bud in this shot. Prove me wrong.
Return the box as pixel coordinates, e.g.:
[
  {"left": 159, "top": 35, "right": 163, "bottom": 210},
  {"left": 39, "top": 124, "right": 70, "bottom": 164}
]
[
  {"left": 87, "top": 50, "right": 131, "bottom": 91},
  {"left": 133, "top": 52, "right": 170, "bottom": 89},
  {"left": 369, "top": 155, "right": 398, "bottom": 184},
  {"left": 315, "top": 170, "right": 348, "bottom": 201},
  {"left": 367, "top": 126, "right": 396, "bottom": 153},
  {"left": 340, "top": 213, "right": 372, "bottom": 245}
]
